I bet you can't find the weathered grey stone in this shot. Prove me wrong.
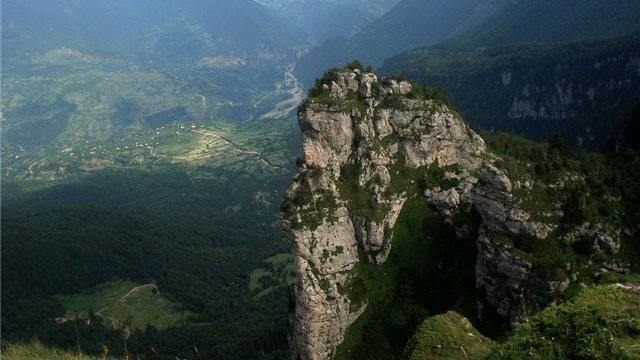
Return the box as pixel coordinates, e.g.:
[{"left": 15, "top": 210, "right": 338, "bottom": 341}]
[
  {"left": 564, "top": 222, "right": 621, "bottom": 255},
  {"left": 282, "top": 70, "right": 491, "bottom": 359}
]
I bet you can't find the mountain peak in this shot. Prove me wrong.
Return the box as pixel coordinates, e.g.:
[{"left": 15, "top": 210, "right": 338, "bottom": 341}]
[
  {"left": 282, "top": 67, "right": 626, "bottom": 359},
  {"left": 283, "top": 67, "right": 488, "bottom": 358}
]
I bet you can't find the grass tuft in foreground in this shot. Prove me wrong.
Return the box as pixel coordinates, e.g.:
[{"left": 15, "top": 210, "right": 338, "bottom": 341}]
[
  {"left": 488, "top": 285, "right": 640, "bottom": 359},
  {"left": 1, "top": 342, "right": 118, "bottom": 360}
]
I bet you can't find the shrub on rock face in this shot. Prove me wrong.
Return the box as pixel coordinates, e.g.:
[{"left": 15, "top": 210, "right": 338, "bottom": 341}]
[{"left": 404, "top": 311, "right": 493, "bottom": 360}]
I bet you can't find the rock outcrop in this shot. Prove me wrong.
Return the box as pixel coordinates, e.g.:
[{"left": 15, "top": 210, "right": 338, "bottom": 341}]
[
  {"left": 281, "top": 68, "right": 484, "bottom": 359},
  {"left": 280, "top": 68, "right": 623, "bottom": 359}
]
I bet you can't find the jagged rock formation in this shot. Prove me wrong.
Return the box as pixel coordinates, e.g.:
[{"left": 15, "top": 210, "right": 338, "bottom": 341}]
[
  {"left": 280, "top": 67, "right": 623, "bottom": 359},
  {"left": 281, "top": 68, "right": 482, "bottom": 359}
]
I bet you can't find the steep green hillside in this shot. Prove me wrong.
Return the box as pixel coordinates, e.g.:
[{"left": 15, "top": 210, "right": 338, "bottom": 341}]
[
  {"left": 399, "top": 285, "right": 640, "bottom": 360},
  {"left": 446, "top": 0, "right": 640, "bottom": 49},
  {"left": 482, "top": 132, "right": 640, "bottom": 285},
  {"left": 380, "top": 33, "right": 640, "bottom": 148},
  {"left": 488, "top": 285, "right": 640, "bottom": 359}
]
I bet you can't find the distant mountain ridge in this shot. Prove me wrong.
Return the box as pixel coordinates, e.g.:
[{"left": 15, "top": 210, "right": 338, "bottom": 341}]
[
  {"left": 256, "top": 0, "right": 401, "bottom": 43},
  {"left": 445, "top": 0, "right": 640, "bottom": 49},
  {"left": 3, "top": 0, "right": 303, "bottom": 61},
  {"left": 295, "top": 0, "right": 503, "bottom": 84},
  {"left": 296, "top": 0, "right": 640, "bottom": 86}
]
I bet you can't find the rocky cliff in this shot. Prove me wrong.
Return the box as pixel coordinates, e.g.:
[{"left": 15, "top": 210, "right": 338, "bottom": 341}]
[{"left": 281, "top": 67, "right": 626, "bottom": 359}]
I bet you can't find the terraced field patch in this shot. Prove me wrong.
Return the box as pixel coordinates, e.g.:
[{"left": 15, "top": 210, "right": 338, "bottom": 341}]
[{"left": 55, "top": 280, "right": 190, "bottom": 331}]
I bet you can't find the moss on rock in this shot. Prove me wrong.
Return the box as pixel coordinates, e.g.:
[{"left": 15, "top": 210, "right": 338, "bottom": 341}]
[{"left": 404, "top": 311, "right": 493, "bottom": 360}]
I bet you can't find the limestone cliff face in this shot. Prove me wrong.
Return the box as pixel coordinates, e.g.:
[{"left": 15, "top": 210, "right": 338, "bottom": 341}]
[
  {"left": 280, "top": 68, "right": 620, "bottom": 359},
  {"left": 281, "top": 68, "right": 484, "bottom": 359}
]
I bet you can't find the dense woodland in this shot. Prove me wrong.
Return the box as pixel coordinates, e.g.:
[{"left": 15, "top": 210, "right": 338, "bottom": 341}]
[{"left": 1, "top": 165, "right": 293, "bottom": 359}]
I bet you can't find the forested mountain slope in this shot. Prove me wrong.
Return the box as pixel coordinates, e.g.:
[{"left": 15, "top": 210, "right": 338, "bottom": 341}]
[
  {"left": 296, "top": 0, "right": 640, "bottom": 86},
  {"left": 380, "top": 33, "right": 640, "bottom": 148},
  {"left": 2, "top": 160, "right": 296, "bottom": 359},
  {"left": 445, "top": 0, "right": 640, "bottom": 49}
]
